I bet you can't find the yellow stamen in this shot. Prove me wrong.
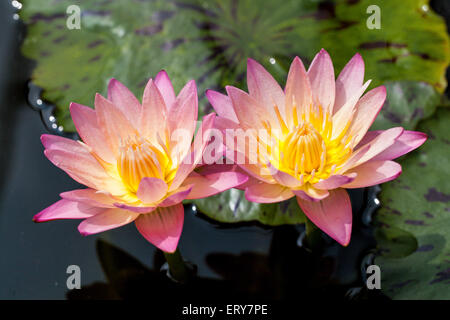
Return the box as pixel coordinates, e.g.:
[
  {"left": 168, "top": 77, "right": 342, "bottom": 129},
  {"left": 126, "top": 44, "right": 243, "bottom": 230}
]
[{"left": 117, "top": 136, "right": 170, "bottom": 193}]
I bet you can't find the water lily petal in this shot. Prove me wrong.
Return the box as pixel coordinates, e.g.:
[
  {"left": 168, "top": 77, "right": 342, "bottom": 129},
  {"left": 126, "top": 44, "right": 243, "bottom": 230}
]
[
  {"left": 135, "top": 204, "right": 184, "bottom": 253},
  {"left": 297, "top": 188, "right": 352, "bottom": 246},
  {"left": 206, "top": 89, "right": 238, "bottom": 123},
  {"left": 136, "top": 177, "right": 168, "bottom": 204},
  {"left": 247, "top": 58, "right": 286, "bottom": 120},
  {"left": 42, "top": 136, "right": 126, "bottom": 194},
  {"left": 334, "top": 53, "right": 365, "bottom": 114},
  {"left": 140, "top": 79, "right": 167, "bottom": 144},
  {"left": 307, "top": 49, "right": 335, "bottom": 114},
  {"left": 184, "top": 171, "right": 248, "bottom": 199},
  {"left": 338, "top": 144, "right": 371, "bottom": 174},
  {"left": 285, "top": 56, "right": 313, "bottom": 127},
  {"left": 357, "top": 130, "right": 427, "bottom": 161},
  {"left": 245, "top": 182, "right": 294, "bottom": 203},
  {"left": 238, "top": 163, "right": 275, "bottom": 184},
  {"left": 70, "top": 103, "right": 115, "bottom": 163},
  {"left": 168, "top": 80, "right": 197, "bottom": 135},
  {"left": 314, "top": 174, "right": 356, "bottom": 190},
  {"left": 331, "top": 80, "right": 371, "bottom": 138},
  {"left": 107, "top": 78, "right": 141, "bottom": 125},
  {"left": 95, "top": 93, "right": 138, "bottom": 156},
  {"left": 267, "top": 161, "right": 303, "bottom": 188},
  {"left": 155, "top": 70, "right": 176, "bottom": 109},
  {"left": 293, "top": 185, "right": 329, "bottom": 202},
  {"left": 78, "top": 208, "right": 139, "bottom": 235},
  {"left": 347, "top": 85, "right": 386, "bottom": 146},
  {"left": 113, "top": 203, "right": 156, "bottom": 214},
  {"left": 351, "top": 127, "right": 404, "bottom": 167},
  {"left": 169, "top": 113, "right": 216, "bottom": 191},
  {"left": 60, "top": 189, "right": 115, "bottom": 208},
  {"left": 227, "top": 85, "right": 275, "bottom": 132},
  {"left": 341, "top": 160, "right": 402, "bottom": 188},
  {"left": 168, "top": 81, "right": 198, "bottom": 159},
  {"left": 159, "top": 185, "right": 193, "bottom": 207},
  {"left": 34, "top": 199, "right": 104, "bottom": 222}
]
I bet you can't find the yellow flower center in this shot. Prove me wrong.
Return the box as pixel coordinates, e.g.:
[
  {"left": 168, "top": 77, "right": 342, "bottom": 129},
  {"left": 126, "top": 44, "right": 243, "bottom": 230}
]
[
  {"left": 281, "top": 122, "right": 325, "bottom": 174},
  {"left": 267, "top": 103, "right": 353, "bottom": 184},
  {"left": 117, "top": 136, "right": 171, "bottom": 193}
]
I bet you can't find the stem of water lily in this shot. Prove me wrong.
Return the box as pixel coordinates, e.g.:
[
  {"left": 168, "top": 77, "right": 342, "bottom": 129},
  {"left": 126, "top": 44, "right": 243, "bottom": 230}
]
[
  {"left": 163, "top": 248, "right": 190, "bottom": 283},
  {"left": 305, "top": 217, "right": 321, "bottom": 250}
]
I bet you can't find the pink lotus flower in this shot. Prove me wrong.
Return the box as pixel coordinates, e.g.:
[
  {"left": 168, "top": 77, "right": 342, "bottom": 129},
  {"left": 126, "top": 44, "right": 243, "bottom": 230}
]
[
  {"left": 207, "top": 49, "right": 427, "bottom": 246},
  {"left": 34, "top": 72, "right": 247, "bottom": 252}
]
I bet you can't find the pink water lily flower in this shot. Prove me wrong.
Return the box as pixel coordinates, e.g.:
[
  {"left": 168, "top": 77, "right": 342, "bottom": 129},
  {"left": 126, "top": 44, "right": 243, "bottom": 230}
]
[
  {"left": 34, "top": 72, "right": 247, "bottom": 252},
  {"left": 207, "top": 49, "right": 427, "bottom": 246}
]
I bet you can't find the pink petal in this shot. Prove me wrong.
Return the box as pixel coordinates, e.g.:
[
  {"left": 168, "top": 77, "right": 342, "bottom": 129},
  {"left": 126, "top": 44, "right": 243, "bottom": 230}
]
[
  {"left": 206, "top": 89, "right": 238, "bottom": 123},
  {"left": 70, "top": 103, "right": 116, "bottom": 163},
  {"left": 297, "top": 188, "right": 352, "bottom": 246},
  {"left": 307, "top": 49, "right": 335, "bottom": 114},
  {"left": 183, "top": 171, "right": 248, "bottom": 199},
  {"left": 285, "top": 56, "right": 313, "bottom": 127},
  {"left": 155, "top": 70, "right": 176, "bottom": 109},
  {"left": 351, "top": 127, "right": 404, "bottom": 167},
  {"left": 237, "top": 163, "right": 275, "bottom": 184},
  {"left": 267, "top": 162, "right": 303, "bottom": 188},
  {"left": 226, "top": 86, "right": 271, "bottom": 132},
  {"left": 113, "top": 203, "right": 156, "bottom": 214},
  {"left": 169, "top": 113, "right": 216, "bottom": 191},
  {"left": 95, "top": 93, "right": 138, "bottom": 156},
  {"left": 41, "top": 133, "right": 85, "bottom": 152},
  {"left": 347, "top": 85, "right": 386, "bottom": 145},
  {"left": 342, "top": 160, "right": 402, "bottom": 188},
  {"left": 331, "top": 80, "right": 371, "bottom": 138},
  {"left": 60, "top": 189, "right": 115, "bottom": 208},
  {"left": 168, "top": 80, "right": 197, "bottom": 133},
  {"left": 135, "top": 204, "right": 184, "bottom": 253},
  {"left": 247, "top": 58, "right": 286, "bottom": 120},
  {"left": 168, "top": 80, "right": 198, "bottom": 158},
  {"left": 159, "top": 185, "right": 193, "bottom": 207},
  {"left": 42, "top": 136, "right": 125, "bottom": 194},
  {"left": 337, "top": 144, "right": 371, "bottom": 174},
  {"left": 245, "top": 182, "right": 294, "bottom": 203},
  {"left": 78, "top": 208, "right": 139, "bottom": 236},
  {"left": 140, "top": 79, "right": 167, "bottom": 142},
  {"left": 107, "top": 78, "right": 141, "bottom": 125},
  {"left": 359, "top": 130, "right": 427, "bottom": 161},
  {"left": 293, "top": 186, "right": 329, "bottom": 202},
  {"left": 34, "top": 199, "right": 104, "bottom": 222},
  {"left": 334, "top": 53, "right": 365, "bottom": 114},
  {"left": 136, "top": 177, "right": 168, "bottom": 204},
  {"left": 314, "top": 174, "right": 356, "bottom": 190}
]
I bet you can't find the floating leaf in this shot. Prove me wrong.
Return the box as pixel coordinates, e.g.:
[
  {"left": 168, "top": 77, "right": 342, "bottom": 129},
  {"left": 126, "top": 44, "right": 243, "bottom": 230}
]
[
  {"left": 375, "top": 108, "right": 450, "bottom": 299},
  {"left": 371, "top": 81, "right": 441, "bottom": 131},
  {"left": 20, "top": 0, "right": 449, "bottom": 131},
  {"left": 191, "top": 189, "right": 305, "bottom": 226}
]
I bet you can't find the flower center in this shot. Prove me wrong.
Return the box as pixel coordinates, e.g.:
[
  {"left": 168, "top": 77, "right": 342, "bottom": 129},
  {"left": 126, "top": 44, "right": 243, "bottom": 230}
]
[
  {"left": 117, "top": 136, "right": 170, "bottom": 193},
  {"left": 281, "top": 122, "right": 326, "bottom": 175}
]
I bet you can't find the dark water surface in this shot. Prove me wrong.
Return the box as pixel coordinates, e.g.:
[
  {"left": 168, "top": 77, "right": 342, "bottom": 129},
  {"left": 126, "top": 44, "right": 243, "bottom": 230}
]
[{"left": 0, "top": 1, "right": 390, "bottom": 300}]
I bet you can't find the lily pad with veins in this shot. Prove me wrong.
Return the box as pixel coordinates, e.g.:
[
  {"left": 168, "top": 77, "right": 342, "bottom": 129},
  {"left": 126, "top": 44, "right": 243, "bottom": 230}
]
[
  {"left": 20, "top": 0, "right": 449, "bottom": 131},
  {"left": 375, "top": 108, "right": 450, "bottom": 299}
]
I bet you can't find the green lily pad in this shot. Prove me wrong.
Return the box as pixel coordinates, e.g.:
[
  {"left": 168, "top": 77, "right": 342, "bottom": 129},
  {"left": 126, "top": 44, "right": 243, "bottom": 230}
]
[
  {"left": 20, "top": 0, "right": 449, "bottom": 131},
  {"left": 371, "top": 81, "right": 441, "bottom": 131},
  {"left": 375, "top": 108, "right": 450, "bottom": 299},
  {"left": 191, "top": 189, "right": 305, "bottom": 226}
]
